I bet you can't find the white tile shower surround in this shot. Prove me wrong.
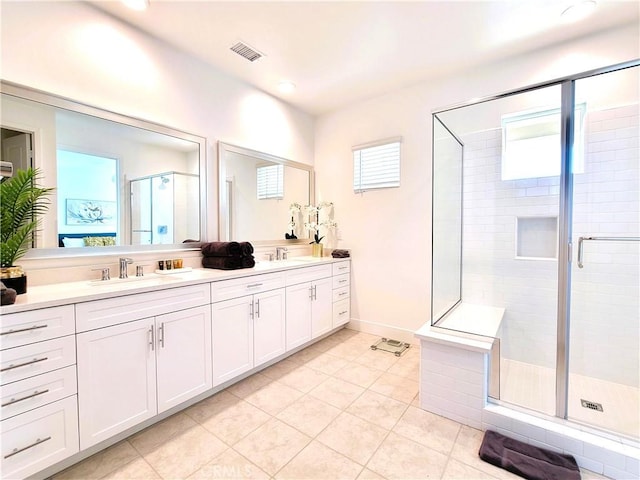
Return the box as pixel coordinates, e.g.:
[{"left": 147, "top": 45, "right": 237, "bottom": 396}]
[
  {"left": 500, "top": 358, "right": 640, "bottom": 439},
  {"left": 458, "top": 103, "right": 638, "bottom": 433},
  {"left": 50, "top": 329, "right": 607, "bottom": 480}
]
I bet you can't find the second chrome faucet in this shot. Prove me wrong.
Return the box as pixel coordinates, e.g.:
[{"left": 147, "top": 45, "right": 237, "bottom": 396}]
[{"left": 119, "top": 257, "right": 133, "bottom": 279}]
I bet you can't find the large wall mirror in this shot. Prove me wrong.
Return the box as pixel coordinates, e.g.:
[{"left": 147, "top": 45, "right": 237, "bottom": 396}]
[
  {"left": 218, "top": 142, "right": 314, "bottom": 243},
  {"left": 0, "top": 81, "right": 206, "bottom": 257}
]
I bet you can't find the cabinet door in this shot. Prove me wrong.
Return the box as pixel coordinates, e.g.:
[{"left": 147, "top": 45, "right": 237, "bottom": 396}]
[
  {"left": 77, "top": 318, "right": 157, "bottom": 449},
  {"left": 156, "top": 305, "right": 212, "bottom": 414},
  {"left": 285, "top": 282, "right": 312, "bottom": 350},
  {"left": 253, "top": 288, "right": 286, "bottom": 366},
  {"left": 311, "top": 277, "right": 333, "bottom": 338},
  {"left": 212, "top": 297, "right": 254, "bottom": 386}
]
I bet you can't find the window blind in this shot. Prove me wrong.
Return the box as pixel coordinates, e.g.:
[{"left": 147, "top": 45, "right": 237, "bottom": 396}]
[
  {"left": 353, "top": 139, "right": 401, "bottom": 193},
  {"left": 256, "top": 164, "right": 283, "bottom": 199}
]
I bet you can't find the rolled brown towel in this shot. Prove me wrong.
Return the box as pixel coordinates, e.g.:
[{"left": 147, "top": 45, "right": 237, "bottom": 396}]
[
  {"left": 201, "top": 241, "right": 254, "bottom": 257},
  {"left": 201, "top": 241, "right": 242, "bottom": 256},
  {"left": 202, "top": 255, "right": 255, "bottom": 270},
  {"left": 240, "top": 242, "right": 254, "bottom": 256}
]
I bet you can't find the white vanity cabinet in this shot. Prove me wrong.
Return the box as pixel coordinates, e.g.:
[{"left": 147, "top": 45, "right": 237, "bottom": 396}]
[
  {"left": 75, "top": 284, "right": 212, "bottom": 449},
  {"left": 285, "top": 265, "right": 333, "bottom": 349},
  {"left": 211, "top": 272, "right": 286, "bottom": 386},
  {"left": 0, "top": 306, "right": 79, "bottom": 480}
]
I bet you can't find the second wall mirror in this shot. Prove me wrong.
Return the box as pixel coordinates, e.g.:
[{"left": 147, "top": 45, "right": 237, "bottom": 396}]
[{"left": 218, "top": 142, "right": 314, "bottom": 244}]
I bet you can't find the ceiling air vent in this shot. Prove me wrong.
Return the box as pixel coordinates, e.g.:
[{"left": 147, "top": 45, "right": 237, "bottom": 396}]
[{"left": 230, "top": 42, "right": 264, "bottom": 62}]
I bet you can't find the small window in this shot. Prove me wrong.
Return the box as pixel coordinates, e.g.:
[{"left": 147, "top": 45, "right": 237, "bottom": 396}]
[
  {"left": 353, "top": 138, "right": 401, "bottom": 193},
  {"left": 256, "top": 163, "right": 283, "bottom": 200},
  {"left": 501, "top": 105, "right": 584, "bottom": 181}
]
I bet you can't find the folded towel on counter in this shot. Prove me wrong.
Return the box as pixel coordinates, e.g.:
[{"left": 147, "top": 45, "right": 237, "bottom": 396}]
[
  {"left": 201, "top": 241, "right": 254, "bottom": 257},
  {"left": 202, "top": 255, "right": 255, "bottom": 270},
  {"left": 331, "top": 249, "right": 350, "bottom": 258},
  {"left": 479, "top": 430, "right": 581, "bottom": 480}
]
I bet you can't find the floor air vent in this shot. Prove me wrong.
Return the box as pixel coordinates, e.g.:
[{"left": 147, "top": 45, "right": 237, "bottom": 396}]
[
  {"left": 371, "top": 338, "right": 410, "bottom": 356},
  {"left": 581, "top": 399, "right": 604, "bottom": 412},
  {"left": 230, "top": 42, "right": 264, "bottom": 62}
]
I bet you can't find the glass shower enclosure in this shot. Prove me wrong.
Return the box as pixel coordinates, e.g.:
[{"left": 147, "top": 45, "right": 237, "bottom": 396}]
[
  {"left": 130, "top": 171, "right": 199, "bottom": 245},
  {"left": 431, "top": 62, "right": 639, "bottom": 441}
]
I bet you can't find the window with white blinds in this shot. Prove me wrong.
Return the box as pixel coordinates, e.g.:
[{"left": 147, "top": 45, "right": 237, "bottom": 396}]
[
  {"left": 256, "top": 163, "right": 283, "bottom": 199},
  {"left": 353, "top": 138, "right": 401, "bottom": 193}
]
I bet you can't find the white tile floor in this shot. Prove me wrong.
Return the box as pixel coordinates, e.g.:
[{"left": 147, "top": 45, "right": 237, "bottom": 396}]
[{"left": 54, "top": 329, "right": 610, "bottom": 479}]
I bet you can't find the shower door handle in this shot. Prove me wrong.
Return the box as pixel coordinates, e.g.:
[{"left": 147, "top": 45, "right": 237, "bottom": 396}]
[{"left": 577, "top": 236, "right": 640, "bottom": 268}]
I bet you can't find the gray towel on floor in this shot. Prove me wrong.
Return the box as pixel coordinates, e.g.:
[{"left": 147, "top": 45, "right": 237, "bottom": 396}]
[{"left": 479, "top": 430, "right": 581, "bottom": 480}]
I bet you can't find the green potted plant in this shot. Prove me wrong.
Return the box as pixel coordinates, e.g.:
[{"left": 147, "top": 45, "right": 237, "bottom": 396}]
[{"left": 1, "top": 167, "right": 54, "bottom": 294}]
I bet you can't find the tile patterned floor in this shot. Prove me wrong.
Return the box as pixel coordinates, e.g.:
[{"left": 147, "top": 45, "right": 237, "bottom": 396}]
[{"left": 54, "top": 329, "right": 609, "bottom": 480}]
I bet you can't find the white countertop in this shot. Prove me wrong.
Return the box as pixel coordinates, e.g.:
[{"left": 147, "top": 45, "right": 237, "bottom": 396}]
[{"left": 1, "top": 256, "right": 348, "bottom": 314}]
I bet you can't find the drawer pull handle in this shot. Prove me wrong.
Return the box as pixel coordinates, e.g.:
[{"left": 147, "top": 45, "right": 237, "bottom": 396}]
[
  {"left": 247, "top": 283, "right": 263, "bottom": 288},
  {"left": 339, "top": 266, "right": 347, "bottom": 270},
  {"left": 2, "top": 389, "right": 50, "bottom": 407},
  {"left": 339, "top": 279, "right": 347, "bottom": 284},
  {"left": 4, "top": 436, "right": 52, "bottom": 459},
  {"left": 339, "top": 310, "right": 348, "bottom": 315},
  {"left": 339, "top": 292, "right": 348, "bottom": 296},
  {"left": 1, "top": 357, "right": 48, "bottom": 372},
  {"left": 1, "top": 324, "right": 48, "bottom": 336}
]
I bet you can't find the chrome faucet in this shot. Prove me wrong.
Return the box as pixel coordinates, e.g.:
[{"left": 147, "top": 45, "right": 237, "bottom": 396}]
[
  {"left": 276, "top": 247, "right": 288, "bottom": 260},
  {"left": 119, "top": 257, "right": 133, "bottom": 279}
]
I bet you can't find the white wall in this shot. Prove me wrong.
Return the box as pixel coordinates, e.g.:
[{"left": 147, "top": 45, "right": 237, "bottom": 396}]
[
  {"left": 314, "top": 24, "right": 639, "bottom": 340},
  {"left": 1, "top": 1, "right": 315, "bottom": 283}
]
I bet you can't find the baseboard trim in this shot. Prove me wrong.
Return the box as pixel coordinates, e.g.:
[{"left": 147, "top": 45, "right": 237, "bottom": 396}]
[{"left": 347, "top": 318, "right": 416, "bottom": 344}]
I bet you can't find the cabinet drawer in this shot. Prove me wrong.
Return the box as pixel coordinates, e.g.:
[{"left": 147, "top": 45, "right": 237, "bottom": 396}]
[
  {"left": 76, "top": 283, "right": 211, "bottom": 332},
  {"left": 211, "top": 272, "right": 284, "bottom": 303},
  {"left": 1, "top": 306, "right": 75, "bottom": 351},
  {"left": 332, "top": 260, "right": 351, "bottom": 276},
  {"left": 1, "top": 336, "right": 76, "bottom": 386},
  {"left": 1, "top": 396, "right": 79, "bottom": 480},
  {"left": 332, "top": 273, "right": 350, "bottom": 289},
  {"left": 1, "top": 365, "right": 77, "bottom": 421},
  {"left": 285, "top": 264, "right": 332, "bottom": 286},
  {"left": 332, "top": 286, "right": 350, "bottom": 302},
  {"left": 333, "top": 298, "right": 351, "bottom": 327}
]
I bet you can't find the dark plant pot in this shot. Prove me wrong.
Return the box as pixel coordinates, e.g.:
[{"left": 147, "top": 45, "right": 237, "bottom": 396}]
[{"left": 1, "top": 266, "right": 27, "bottom": 295}]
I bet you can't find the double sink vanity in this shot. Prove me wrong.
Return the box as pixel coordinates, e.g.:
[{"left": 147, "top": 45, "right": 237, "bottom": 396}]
[{"left": 0, "top": 256, "right": 351, "bottom": 479}]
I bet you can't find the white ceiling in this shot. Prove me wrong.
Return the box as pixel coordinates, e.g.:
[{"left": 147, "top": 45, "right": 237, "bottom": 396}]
[{"left": 90, "top": 1, "right": 638, "bottom": 116}]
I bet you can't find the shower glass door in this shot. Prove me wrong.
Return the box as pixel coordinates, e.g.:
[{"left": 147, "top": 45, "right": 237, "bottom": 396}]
[
  {"left": 568, "top": 66, "right": 639, "bottom": 439},
  {"left": 433, "top": 84, "right": 563, "bottom": 416}
]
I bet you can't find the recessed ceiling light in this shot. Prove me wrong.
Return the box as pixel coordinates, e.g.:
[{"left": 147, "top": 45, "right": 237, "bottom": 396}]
[
  {"left": 561, "top": 1, "right": 597, "bottom": 22},
  {"left": 122, "top": 0, "right": 149, "bottom": 11},
  {"left": 278, "top": 81, "right": 296, "bottom": 94}
]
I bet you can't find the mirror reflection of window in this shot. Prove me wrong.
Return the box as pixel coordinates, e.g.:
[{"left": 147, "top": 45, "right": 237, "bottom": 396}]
[{"left": 257, "top": 163, "right": 284, "bottom": 200}]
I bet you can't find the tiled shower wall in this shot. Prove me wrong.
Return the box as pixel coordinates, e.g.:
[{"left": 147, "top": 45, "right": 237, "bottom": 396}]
[{"left": 461, "top": 104, "right": 639, "bottom": 386}]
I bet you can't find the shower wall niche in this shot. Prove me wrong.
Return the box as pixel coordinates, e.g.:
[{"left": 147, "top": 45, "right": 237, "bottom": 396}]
[{"left": 130, "top": 171, "right": 199, "bottom": 245}]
